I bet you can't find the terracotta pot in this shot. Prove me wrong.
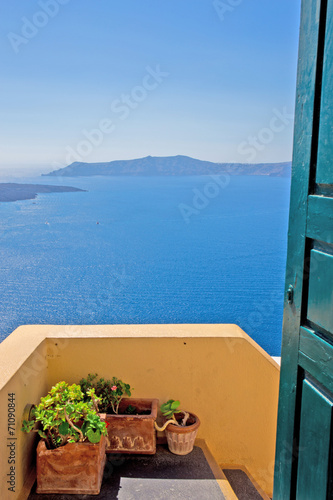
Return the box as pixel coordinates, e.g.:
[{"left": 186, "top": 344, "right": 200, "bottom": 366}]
[
  {"left": 36, "top": 435, "right": 106, "bottom": 495},
  {"left": 102, "top": 398, "right": 158, "bottom": 454},
  {"left": 164, "top": 412, "right": 200, "bottom": 455}
]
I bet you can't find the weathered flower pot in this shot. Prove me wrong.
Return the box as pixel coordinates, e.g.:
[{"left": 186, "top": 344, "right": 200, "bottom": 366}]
[
  {"left": 36, "top": 435, "right": 106, "bottom": 495},
  {"left": 165, "top": 412, "right": 200, "bottom": 455},
  {"left": 103, "top": 398, "right": 158, "bottom": 454}
]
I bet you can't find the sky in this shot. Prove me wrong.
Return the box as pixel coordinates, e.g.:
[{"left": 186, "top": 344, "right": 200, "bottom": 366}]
[{"left": 0, "top": 0, "right": 301, "bottom": 174}]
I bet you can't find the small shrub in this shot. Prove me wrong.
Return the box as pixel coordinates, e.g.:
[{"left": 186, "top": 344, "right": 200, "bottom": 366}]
[
  {"left": 21, "top": 381, "right": 107, "bottom": 449},
  {"left": 80, "top": 373, "right": 132, "bottom": 414}
]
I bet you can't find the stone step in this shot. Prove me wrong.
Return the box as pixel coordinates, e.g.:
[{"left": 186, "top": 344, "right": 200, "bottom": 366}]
[{"left": 222, "top": 467, "right": 271, "bottom": 500}]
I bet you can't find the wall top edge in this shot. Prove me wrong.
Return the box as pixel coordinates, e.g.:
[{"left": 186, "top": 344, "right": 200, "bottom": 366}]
[{"left": 0, "top": 324, "right": 278, "bottom": 390}]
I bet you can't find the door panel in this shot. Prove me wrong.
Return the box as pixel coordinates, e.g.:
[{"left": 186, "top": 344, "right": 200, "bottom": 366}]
[
  {"left": 316, "top": 0, "right": 333, "bottom": 185},
  {"left": 299, "top": 327, "right": 333, "bottom": 393},
  {"left": 274, "top": 0, "right": 333, "bottom": 498},
  {"left": 296, "top": 379, "right": 333, "bottom": 500},
  {"left": 306, "top": 196, "right": 333, "bottom": 244},
  {"left": 273, "top": 1, "right": 323, "bottom": 497},
  {"left": 307, "top": 249, "right": 333, "bottom": 332}
]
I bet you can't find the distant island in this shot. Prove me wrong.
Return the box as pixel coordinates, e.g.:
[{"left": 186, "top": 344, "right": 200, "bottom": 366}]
[
  {"left": 0, "top": 183, "right": 86, "bottom": 203},
  {"left": 43, "top": 155, "right": 292, "bottom": 178}
]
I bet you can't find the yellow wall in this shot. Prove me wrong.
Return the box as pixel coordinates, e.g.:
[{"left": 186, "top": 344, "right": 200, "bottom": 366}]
[
  {"left": 0, "top": 324, "right": 280, "bottom": 499},
  {"left": 0, "top": 338, "right": 49, "bottom": 500}
]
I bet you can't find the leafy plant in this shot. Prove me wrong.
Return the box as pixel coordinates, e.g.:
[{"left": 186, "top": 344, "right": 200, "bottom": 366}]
[
  {"left": 124, "top": 404, "right": 137, "bottom": 415},
  {"left": 160, "top": 400, "right": 180, "bottom": 419},
  {"left": 79, "top": 373, "right": 132, "bottom": 414},
  {"left": 155, "top": 399, "right": 189, "bottom": 431},
  {"left": 81, "top": 412, "right": 109, "bottom": 444},
  {"left": 21, "top": 381, "right": 108, "bottom": 449}
]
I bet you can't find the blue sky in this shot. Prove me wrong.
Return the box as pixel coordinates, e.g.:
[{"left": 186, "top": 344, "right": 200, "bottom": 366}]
[{"left": 0, "top": 0, "right": 301, "bottom": 173}]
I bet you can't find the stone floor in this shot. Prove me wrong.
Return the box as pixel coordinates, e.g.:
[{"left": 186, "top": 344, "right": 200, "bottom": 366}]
[{"left": 28, "top": 445, "right": 226, "bottom": 500}]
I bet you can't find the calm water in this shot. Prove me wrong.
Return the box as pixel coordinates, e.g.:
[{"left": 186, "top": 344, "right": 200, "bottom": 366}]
[{"left": 0, "top": 175, "right": 290, "bottom": 355}]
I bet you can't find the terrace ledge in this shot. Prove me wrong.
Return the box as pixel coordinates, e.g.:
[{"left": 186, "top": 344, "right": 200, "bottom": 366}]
[{"left": 0, "top": 323, "right": 280, "bottom": 499}]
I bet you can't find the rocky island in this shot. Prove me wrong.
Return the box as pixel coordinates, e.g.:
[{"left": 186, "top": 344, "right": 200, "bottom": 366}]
[
  {"left": 43, "top": 155, "right": 291, "bottom": 178},
  {"left": 0, "top": 183, "right": 86, "bottom": 203}
]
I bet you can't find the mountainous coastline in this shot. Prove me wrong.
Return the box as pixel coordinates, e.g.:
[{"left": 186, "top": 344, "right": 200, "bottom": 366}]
[
  {"left": 43, "top": 155, "right": 292, "bottom": 178},
  {"left": 0, "top": 183, "right": 85, "bottom": 203}
]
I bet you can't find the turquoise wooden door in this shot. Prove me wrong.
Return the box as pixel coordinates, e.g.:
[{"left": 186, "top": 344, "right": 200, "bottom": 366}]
[{"left": 274, "top": 0, "right": 333, "bottom": 498}]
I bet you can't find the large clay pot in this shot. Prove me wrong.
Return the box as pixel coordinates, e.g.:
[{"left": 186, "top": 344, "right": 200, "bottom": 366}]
[
  {"left": 103, "top": 398, "right": 158, "bottom": 454},
  {"left": 165, "top": 412, "right": 200, "bottom": 455},
  {"left": 36, "top": 435, "right": 106, "bottom": 495}
]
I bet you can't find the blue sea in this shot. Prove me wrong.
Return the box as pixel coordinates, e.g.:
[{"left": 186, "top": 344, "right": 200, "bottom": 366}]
[{"left": 0, "top": 175, "right": 290, "bottom": 355}]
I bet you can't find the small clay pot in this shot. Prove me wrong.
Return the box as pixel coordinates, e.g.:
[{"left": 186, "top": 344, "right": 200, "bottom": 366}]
[{"left": 164, "top": 412, "right": 200, "bottom": 455}]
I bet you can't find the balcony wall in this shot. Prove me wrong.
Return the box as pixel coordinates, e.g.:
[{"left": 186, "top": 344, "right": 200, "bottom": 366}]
[{"left": 0, "top": 324, "right": 280, "bottom": 499}]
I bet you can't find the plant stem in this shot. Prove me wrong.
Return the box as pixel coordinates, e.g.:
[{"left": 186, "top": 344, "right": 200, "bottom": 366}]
[
  {"left": 46, "top": 429, "right": 53, "bottom": 449},
  {"left": 90, "top": 394, "right": 99, "bottom": 413},
  {"left": 154, "top": 416, "right": 179, "bottom": 432},
  {"left": 115, "top": 396, "right": 123, "bottom": 415},
  {"left": 180, "top": 411, "right": 189, "bottom": 426},
  {"left": 64, "top": 408, "right": 84, "bottom": 442}
]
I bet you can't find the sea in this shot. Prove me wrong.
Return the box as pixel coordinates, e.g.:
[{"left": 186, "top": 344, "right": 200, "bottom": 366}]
[{"left": 0, "top": 174, "right": 291, "bottom": 355}]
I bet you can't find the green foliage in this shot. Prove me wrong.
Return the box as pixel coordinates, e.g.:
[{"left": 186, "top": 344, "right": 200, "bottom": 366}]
[
  {"left": 124, "top": 405, "right": 137, "bottom": 415},
  {"left": 160, "top": 399, "right": 181, "bottom": 419},
  {"left": 81, "top": 413, "right": 107, "bottom": 444},
  {"left": 21, "top": 419, "right": 35, "bottom": 433},
  {"left": 79, "top": 373, "right": 132, "bottom": 414},
  {"left": 21, "top": 381, "right": 107, "bottom": 449}
]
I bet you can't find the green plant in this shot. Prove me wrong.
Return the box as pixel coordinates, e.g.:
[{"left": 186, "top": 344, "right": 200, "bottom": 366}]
[
  {"left": 160, "top": 400, "right": 181, "bottom": 419},
  {"left": 21, "top": 381, "right": 108, "bottom": 449},
  {"left": 79, "top": 373, "right": 132, "bottom": 414},
  {"left": 81, "top": 412, "right": 108, "bottom": 444},
  {"left": 124, "top": 404, "right": 137, "bottom": 415},
  {"left": 155, "top": 399, "right": 189, "bottom": 431}
]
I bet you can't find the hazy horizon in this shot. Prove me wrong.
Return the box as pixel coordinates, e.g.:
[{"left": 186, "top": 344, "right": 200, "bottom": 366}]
[{"left": 0, "top": 155, "right": 293, "bottom": 180}]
